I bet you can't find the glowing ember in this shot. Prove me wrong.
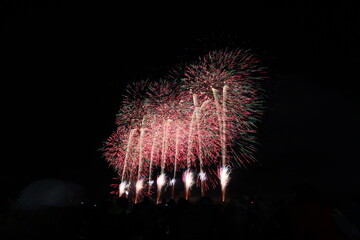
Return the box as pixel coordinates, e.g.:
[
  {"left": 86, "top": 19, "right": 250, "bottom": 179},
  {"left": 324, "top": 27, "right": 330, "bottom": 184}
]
[
  {"left": 199, "top": 171, "right": 207, "bottom": 181},
  {"left": 157, "top": 173, "right": 166, "bottom": 189},
  {"left": 183, "top": 170, "right": 194, "bottom": 200},
  {"left": 170, "top": 178, "right": 176, "bottom": 186},
  {"left": 219, "top": 166, "right": 231, "bottom": 202},
  {"left": 119, "top": 182, "right": 129, "bottom": 197},
  {"left": 157, "top": 173, "right": 167, "bottom": 203},
  {"left": 134, "top": 179, "right": 144, "bottom": 203}
]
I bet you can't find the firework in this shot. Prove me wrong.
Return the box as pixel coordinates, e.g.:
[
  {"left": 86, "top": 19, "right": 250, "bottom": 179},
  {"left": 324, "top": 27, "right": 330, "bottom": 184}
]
[
  {"left": 135, "top": 179, "right": 144, "bottom": 203},
  {"left": 199, "top": 171, "right": 207, "bottom": 181},
  {"left": 102, "top": 49, "right": 265, "bottom": 202},
  {"left": 119, "top": 181, "right": 129, "bottom": 198},
  {"left": 171, "top": 128, "right": 180, "bottom": 199},
  {"left": 183, "top": 170, "right": 194, "bottom": 200},
  {"left": 219, "top": 166, "right": 231, "bottom": 202},
  {"left": 156, "top": 173, "right": 166, "bottom": 203}
]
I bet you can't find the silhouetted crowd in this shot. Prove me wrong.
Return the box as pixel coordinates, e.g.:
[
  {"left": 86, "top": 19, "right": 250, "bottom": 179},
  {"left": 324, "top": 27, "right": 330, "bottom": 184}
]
[{"left": 1, "top": 184, "right": 359, "bottom": 240}]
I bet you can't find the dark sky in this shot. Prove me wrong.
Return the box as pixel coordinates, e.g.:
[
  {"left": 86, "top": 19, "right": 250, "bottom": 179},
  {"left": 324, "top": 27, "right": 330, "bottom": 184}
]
[{"left": 1, "top": 0, "right": 359, "bottom": 201}]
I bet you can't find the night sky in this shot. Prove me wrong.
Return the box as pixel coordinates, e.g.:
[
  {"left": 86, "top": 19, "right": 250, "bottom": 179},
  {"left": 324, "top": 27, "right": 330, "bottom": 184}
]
[{"left": 2, "top": 1, "right": 359, "bottom": 202}]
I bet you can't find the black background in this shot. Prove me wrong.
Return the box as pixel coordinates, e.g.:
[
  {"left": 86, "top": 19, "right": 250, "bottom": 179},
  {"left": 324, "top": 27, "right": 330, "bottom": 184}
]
[{"left": 1, "top": 0, "right": 359, "bottom": 201}]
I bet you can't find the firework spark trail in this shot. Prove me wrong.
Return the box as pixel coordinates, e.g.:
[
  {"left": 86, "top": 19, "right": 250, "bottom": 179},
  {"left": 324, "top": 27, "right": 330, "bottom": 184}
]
[
  {"left": 121, "top": 129, "right": 137, "bottom": 183},
  {"left": 161, "top": 119, "right": 171, "bottom": 173},
  {"left": 183, "top": 170, "right": 194, "bottom": 200},
  {"left": 219, "top": 166, "right": 231, "bottom": 202},
  {"left": 135, "top": 179, "right": 144, "bottom": 203},
  {"left": 186, "top": 106, "right": 197, "bottom": 169},
  {"left": 156, "top": 173, "right": 166, "bottom": 203},
  {"left": 182, "top": 93, "right": 199, "bottom": 198},
  {"left": 148, "top": 123, "right": 159, "bottom": 195},
  {"left": 197, "top": 99, "right": 211, "bottom": 196},
  {"left": 135, "top": 119, "right": 146, "bottom": 202},
  {"left": 211, "top": 86, "right": 228, "bottom": 199},
  {"left": 137, "top": 117, "right": 147, "bottom": 177},
  {"left": 119, "top": 181, "right": 129, "bottom": 198},
  {"left": 197, "top": 100, "right": 221, "bottom": 181},
  {"left": 157, "top": 119, "right": 171, "bottom": 201},
  {"left": 193, "top": 96, "right": 205, "bottom": 196},
  {"left": 212, "top": 87, "right": 223, "bottom": 155},
  {"left": 172, "top": 127, "right": 180, "bottom": 199},
  {"left": 222, "top": 84, "right": 229, "bottom": 167}
]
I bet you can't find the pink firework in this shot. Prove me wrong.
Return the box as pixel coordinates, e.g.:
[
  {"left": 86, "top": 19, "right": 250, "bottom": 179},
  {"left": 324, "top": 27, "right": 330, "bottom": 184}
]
[
  {"left": 182, "top": 49, "right": 265, "bottom": 167},
  {"left": 102, "top": 49, "right": 265, "bottom": 202}
]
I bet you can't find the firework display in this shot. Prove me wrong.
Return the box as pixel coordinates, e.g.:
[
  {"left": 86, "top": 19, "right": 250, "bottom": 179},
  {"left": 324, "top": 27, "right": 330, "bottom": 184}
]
[{"left": 102, "top": 49, "right": 265, "bottom": 202}]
